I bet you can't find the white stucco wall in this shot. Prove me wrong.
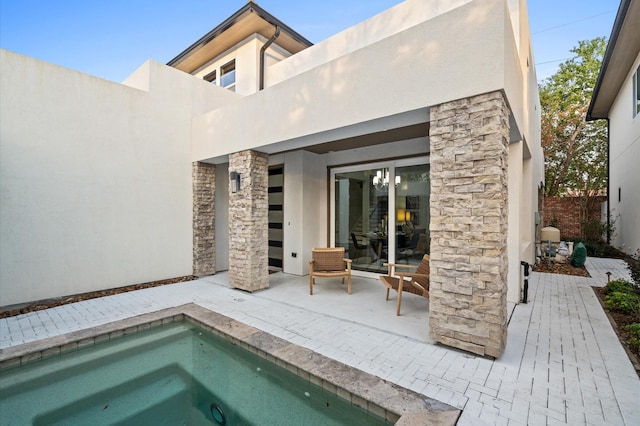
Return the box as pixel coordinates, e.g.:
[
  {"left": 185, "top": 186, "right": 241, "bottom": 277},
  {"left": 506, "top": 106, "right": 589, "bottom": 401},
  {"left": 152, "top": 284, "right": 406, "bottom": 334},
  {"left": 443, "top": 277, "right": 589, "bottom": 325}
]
[
  {"left": 0, "top": 50, "right": 237, "bottom": 306},
  {"left": 301, "top": 152, "right": 329, "bottom": 275},
  {"left": 608, "top": 53, "right": 640, "bottom": 254},
  {"left": 506, "top": 0, "right": 542, "bottom": 302},
  {"left": 192, "top": 33, "right": 292, "bottom": 96},
  {"left": 508, "top": 142, "right": 524, "bottom": 303},
  {"left": 267, "top": 0, "right": 473, "bottom": 87},
  {"left": 192, "top": 0, "right": 515, "bottom": 160},
  {"left": 192, "top": 35, "right": 258, "bottom": 95}
]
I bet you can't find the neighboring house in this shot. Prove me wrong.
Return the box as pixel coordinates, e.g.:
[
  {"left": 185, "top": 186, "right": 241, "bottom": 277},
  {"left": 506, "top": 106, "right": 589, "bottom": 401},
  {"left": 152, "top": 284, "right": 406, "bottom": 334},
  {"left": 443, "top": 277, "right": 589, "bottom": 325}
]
[
  {"left": 0, "top": 0, "right": 543, "bottom": 358},
  {"left": 587, "top": 0, "right": 640, "bottom": 256}
]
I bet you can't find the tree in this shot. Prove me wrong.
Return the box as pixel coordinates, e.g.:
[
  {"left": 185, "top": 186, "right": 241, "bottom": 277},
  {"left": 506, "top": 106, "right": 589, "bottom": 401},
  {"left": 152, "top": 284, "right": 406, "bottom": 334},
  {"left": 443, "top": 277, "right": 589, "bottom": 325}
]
[{"left": 540, "top": 37, "right": 608, "bottom": 199}]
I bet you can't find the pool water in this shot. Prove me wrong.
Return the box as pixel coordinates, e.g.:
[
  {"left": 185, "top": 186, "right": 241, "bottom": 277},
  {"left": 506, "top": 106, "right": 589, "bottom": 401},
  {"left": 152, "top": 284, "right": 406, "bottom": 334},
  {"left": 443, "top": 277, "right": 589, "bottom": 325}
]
[{"left": 0, "top": 322, "right": 391, "bottom": 425}]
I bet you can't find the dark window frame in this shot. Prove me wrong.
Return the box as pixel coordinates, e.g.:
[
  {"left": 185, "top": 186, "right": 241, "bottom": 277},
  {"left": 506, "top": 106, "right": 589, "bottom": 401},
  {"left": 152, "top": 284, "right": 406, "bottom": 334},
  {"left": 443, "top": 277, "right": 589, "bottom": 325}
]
[
  {"left": 220, "top": 59, "right": 236, "bottom": 89},
  {"left": 204, "top": 69, "right": 217, "bottom": 85}
]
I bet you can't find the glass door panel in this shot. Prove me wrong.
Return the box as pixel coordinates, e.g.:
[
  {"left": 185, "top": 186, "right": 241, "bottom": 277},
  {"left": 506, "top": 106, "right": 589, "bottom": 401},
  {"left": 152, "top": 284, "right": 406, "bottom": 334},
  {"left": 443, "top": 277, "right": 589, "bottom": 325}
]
[
  {"left": 395, "top": 164, "right": 430, "bottom": 265},
  {"left": 332, "top": 159, "right": 429, "bottom": 275},
  {"left": 335, "top": 168, "right": 389, "bottom": 273}
]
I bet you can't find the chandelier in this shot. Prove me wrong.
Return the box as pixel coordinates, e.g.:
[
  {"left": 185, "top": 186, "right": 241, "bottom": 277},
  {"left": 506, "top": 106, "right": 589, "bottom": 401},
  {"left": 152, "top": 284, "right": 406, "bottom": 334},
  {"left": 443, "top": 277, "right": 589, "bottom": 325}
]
[{"left": 372, "top": 169, "right": 400, "bottom": 190}]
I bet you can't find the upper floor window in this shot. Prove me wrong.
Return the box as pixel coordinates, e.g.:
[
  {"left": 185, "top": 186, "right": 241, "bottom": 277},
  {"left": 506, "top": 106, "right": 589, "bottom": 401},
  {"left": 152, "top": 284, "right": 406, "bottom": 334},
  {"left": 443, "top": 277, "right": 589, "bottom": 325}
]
[
  {"left": 634, "top": 65, "right": 640, "bottom": 118},
  {"left": 221, "top": 60, "right": 236, "bottom": 91},
  {"left": 204, "top": 70, "right": 217, "bottom": 85}
]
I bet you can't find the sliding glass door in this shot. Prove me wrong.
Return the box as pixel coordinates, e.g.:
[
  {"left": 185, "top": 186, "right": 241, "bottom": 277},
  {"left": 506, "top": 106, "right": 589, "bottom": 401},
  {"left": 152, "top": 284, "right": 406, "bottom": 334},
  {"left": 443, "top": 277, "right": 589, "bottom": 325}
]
[
  {"left": 395, "top": 164, "right": 431, "bottom": 267},
  {"left": 331, "top": 158, "right": 430, "bottom": 275},
  {"left": 334, "top": 166, "right": 389, "bottom": 273}
]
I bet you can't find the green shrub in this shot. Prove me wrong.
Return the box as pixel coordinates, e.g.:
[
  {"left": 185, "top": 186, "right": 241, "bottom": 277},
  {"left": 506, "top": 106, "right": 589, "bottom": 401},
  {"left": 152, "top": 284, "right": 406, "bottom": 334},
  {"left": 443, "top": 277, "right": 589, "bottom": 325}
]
[
  {"left": 571, "top": 242, "right": 587, "bottom": 267},
  {"left": 600, "top": 244, "right": 622, "bottom": 258},
  {"left": 604, "top": 291, "right": 640, "bottom": 315},
  {"left": 581, "top": 219, "right": 605, "bottom": 243},
  {"left": 584, "top": 240, "right": 615, "bottom": 257},
  {"left": 589, "top": 241, "right": 606, "bottom": 257},
  {"left": 628, "top": 249, "right": 640, "bottom": 289},
  {"left": 565, "top": 238, "right": 607, "bottom": 257},
  {"left": 626, "top": 323, "right": 640, "bottom": 352},
  {"left": 604, "top": 279, "right": 635, "bottom": 296}
]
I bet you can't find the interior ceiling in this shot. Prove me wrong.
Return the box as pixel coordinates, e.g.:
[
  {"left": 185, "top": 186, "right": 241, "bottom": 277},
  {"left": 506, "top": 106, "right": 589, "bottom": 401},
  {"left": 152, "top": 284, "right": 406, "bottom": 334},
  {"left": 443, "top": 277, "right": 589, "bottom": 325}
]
[
  {"left": 302, "top": 123, "right": 430, "bottom": 155},
  {"left": 172, "top": 11, "right": 310, "bottom": 74}
]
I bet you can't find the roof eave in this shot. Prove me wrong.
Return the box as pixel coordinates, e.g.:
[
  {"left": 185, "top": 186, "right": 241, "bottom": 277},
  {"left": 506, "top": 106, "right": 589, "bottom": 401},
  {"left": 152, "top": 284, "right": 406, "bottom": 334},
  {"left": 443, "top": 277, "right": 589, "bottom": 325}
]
[
  {"left": 587, "top": 0, "right": 632, "bottom": 121},
  {"left": 166, "top": 1, "right": 313, "bottom": 68}
]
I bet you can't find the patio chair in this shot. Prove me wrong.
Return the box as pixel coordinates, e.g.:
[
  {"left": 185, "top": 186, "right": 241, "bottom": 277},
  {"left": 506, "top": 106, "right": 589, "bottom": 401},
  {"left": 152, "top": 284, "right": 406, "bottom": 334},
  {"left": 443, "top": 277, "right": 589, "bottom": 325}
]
[
  {"left": 309, "top": 247, "right": 353, "bottom": 295},
  {"left": 379, "top": 254, "right": 430, "bottom": 315}
]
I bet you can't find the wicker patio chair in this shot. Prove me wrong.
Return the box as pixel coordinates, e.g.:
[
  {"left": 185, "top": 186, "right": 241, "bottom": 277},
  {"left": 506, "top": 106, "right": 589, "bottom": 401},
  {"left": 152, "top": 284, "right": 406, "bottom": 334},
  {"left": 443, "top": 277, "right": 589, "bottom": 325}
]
[
  {"left": 309, "top": 247, "right": 353, "bottom": 295},
  {"left": 379, "top": 254, "right": 430, "bottom": 315}
]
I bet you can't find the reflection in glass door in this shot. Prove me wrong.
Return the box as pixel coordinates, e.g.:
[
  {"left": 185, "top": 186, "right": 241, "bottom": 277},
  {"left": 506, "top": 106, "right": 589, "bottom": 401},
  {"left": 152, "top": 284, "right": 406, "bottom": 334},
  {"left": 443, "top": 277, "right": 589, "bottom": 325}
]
[
  {"left": 333, "top": 160, "right": 430, "bottom": 274},
  {"left": 395, "top": 164, "right": 431, "bottom": 266},
  {"left": 334, "top": 167, "right": 389, "bottom": 273}
]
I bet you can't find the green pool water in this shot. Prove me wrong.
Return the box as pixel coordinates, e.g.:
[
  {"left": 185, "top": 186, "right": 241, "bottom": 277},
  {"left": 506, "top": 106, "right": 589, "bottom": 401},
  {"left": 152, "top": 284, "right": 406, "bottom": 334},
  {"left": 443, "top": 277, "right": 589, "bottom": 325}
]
[{"left": 0, "top": 322, "right": 391, "bottom": 425}]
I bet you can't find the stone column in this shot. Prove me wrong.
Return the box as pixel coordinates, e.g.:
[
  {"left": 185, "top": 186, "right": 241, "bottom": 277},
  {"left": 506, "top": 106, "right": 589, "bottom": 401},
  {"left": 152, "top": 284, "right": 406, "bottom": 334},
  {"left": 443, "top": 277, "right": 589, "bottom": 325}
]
[
  {"left": 192, "top": 162, "right": 216, "bottom": 276},
  {"left": 428, "top": 91, "right": 510, "bottom": 358},
  {"left": 229, "top": 150, "right": 269, "bottom": 291}
]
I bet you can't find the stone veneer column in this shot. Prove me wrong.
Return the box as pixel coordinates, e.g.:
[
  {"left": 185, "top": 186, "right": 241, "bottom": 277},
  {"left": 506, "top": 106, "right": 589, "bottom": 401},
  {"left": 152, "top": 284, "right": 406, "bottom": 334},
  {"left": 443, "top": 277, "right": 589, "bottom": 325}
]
[
  {"left": 192, "top": 162, "right": 216, "bottom": 276},
  {"left": 229, "top": 150, "right": 269, "bottom": 291},
  {"left": 428, "top": 91, "right": 510, "bottom": 358}
]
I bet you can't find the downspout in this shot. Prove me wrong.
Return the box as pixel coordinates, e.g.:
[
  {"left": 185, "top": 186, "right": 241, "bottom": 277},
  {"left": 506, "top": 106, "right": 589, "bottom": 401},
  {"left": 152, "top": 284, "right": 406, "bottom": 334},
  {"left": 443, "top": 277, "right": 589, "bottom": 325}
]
[
  {"left": 606, "top": 118, "right": 611, "bottom": 244},
  {"left": 259, "top": 25, "right": 280, "bottom": 90}
]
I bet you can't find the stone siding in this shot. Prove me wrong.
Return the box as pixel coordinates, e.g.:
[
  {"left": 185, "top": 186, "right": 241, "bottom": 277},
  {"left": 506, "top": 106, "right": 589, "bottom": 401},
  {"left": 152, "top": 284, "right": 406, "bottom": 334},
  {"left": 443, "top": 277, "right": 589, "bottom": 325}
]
[
  {"left": 229, "top": 150, "right": 269, "bottom": 291},
  {"left": 428, "top": 91, "right": 510, "bottom": 358},
  {"left": 192, "top": 162, "right": 216, "bottom": 276}
]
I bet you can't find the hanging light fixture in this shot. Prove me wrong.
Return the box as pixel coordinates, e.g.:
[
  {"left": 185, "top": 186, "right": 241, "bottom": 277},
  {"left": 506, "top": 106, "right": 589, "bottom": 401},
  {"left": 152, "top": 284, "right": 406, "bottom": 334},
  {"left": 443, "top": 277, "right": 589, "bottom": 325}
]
[
  {"left": 372, "top": 169, "right": 400, "bottom": 190},
  {"left": 372, "top": 170, "right": 386, "bottom": 189}
]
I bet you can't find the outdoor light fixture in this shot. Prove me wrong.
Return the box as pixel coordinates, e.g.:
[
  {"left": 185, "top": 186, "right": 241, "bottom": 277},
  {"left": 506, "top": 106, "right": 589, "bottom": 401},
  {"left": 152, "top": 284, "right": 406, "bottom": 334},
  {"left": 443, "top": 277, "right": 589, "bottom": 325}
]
[{"left": 230, "top": 171, "right": 241, "bottom": 193}]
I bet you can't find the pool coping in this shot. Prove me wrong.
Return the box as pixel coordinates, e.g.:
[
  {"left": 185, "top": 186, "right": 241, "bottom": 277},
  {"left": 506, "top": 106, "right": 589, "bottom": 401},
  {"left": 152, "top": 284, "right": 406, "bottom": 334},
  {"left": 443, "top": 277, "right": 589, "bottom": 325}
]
[{"left": 0, "top": 303, "right": 461, "bottom": 425}]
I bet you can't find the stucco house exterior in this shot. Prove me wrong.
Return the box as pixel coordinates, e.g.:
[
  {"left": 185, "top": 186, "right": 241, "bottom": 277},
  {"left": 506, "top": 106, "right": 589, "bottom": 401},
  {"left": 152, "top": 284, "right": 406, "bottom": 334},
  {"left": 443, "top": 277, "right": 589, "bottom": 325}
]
[
  {"left": 0, "top": 0, "right": 543, "bottom": 357},
  {"left": 587, "top": 0, "right": 640, "bottom": 256}
]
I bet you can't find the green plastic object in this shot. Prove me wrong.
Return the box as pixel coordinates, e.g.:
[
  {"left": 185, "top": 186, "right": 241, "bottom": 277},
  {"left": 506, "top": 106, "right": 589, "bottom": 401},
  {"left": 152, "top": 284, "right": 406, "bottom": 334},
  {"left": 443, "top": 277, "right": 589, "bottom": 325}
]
[{"left": 572, "top": 242, "right": 587, "bottom": 267}]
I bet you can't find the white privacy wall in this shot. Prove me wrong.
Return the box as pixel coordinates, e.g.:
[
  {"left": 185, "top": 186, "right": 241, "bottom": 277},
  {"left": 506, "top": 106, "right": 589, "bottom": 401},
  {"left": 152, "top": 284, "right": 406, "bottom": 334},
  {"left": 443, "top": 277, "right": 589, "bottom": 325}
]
[
  {"left": 0, "top": 51, "right": 234, "bottom": 306},
  {"left": 608, "top": 52, "right": 640, "bottom": 255}
]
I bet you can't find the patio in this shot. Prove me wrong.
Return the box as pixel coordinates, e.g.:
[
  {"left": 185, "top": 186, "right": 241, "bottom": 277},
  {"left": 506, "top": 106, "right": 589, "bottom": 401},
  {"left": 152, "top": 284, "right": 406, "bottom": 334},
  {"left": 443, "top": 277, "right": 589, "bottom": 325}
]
[{"left": 1, "top": 257, "right": 639, "bottom": 425}]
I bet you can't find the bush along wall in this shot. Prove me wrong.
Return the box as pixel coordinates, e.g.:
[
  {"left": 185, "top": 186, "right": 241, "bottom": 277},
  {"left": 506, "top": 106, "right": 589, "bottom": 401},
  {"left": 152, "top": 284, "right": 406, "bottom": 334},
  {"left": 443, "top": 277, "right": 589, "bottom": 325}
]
[{"left": 602, "top": 279, "right": 640, "bottom": 359}]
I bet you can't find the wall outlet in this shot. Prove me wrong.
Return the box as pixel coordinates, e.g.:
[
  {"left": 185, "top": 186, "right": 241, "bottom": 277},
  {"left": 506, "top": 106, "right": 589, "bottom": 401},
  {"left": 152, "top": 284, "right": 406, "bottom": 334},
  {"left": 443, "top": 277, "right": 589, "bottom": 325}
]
[{"left": 292, "top": 252, "right": 297, "bottom": 258}]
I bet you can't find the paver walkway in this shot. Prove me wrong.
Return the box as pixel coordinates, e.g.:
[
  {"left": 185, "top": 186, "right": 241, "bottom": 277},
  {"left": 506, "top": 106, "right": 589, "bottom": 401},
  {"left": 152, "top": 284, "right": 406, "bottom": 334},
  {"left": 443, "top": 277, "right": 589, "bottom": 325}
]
[{"left": 1, "top": 258, "right": 638, "bottom": 425}]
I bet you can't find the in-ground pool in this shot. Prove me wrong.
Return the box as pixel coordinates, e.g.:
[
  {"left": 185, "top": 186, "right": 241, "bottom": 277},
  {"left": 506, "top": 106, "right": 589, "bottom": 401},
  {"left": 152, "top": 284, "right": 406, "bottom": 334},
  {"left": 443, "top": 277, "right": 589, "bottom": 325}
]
[
  {"left": 0, "top": 321, "right": 390, "bottom": 425},
  {"left": 0, "top": 304, "right": 460, "bottom": 425}
]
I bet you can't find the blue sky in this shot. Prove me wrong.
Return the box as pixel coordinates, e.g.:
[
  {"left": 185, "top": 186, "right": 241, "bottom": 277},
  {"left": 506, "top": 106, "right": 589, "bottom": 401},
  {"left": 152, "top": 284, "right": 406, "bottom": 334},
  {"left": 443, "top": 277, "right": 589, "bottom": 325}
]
[{"left": 0, "top": 0, "right": 619, "bottom": 84}]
